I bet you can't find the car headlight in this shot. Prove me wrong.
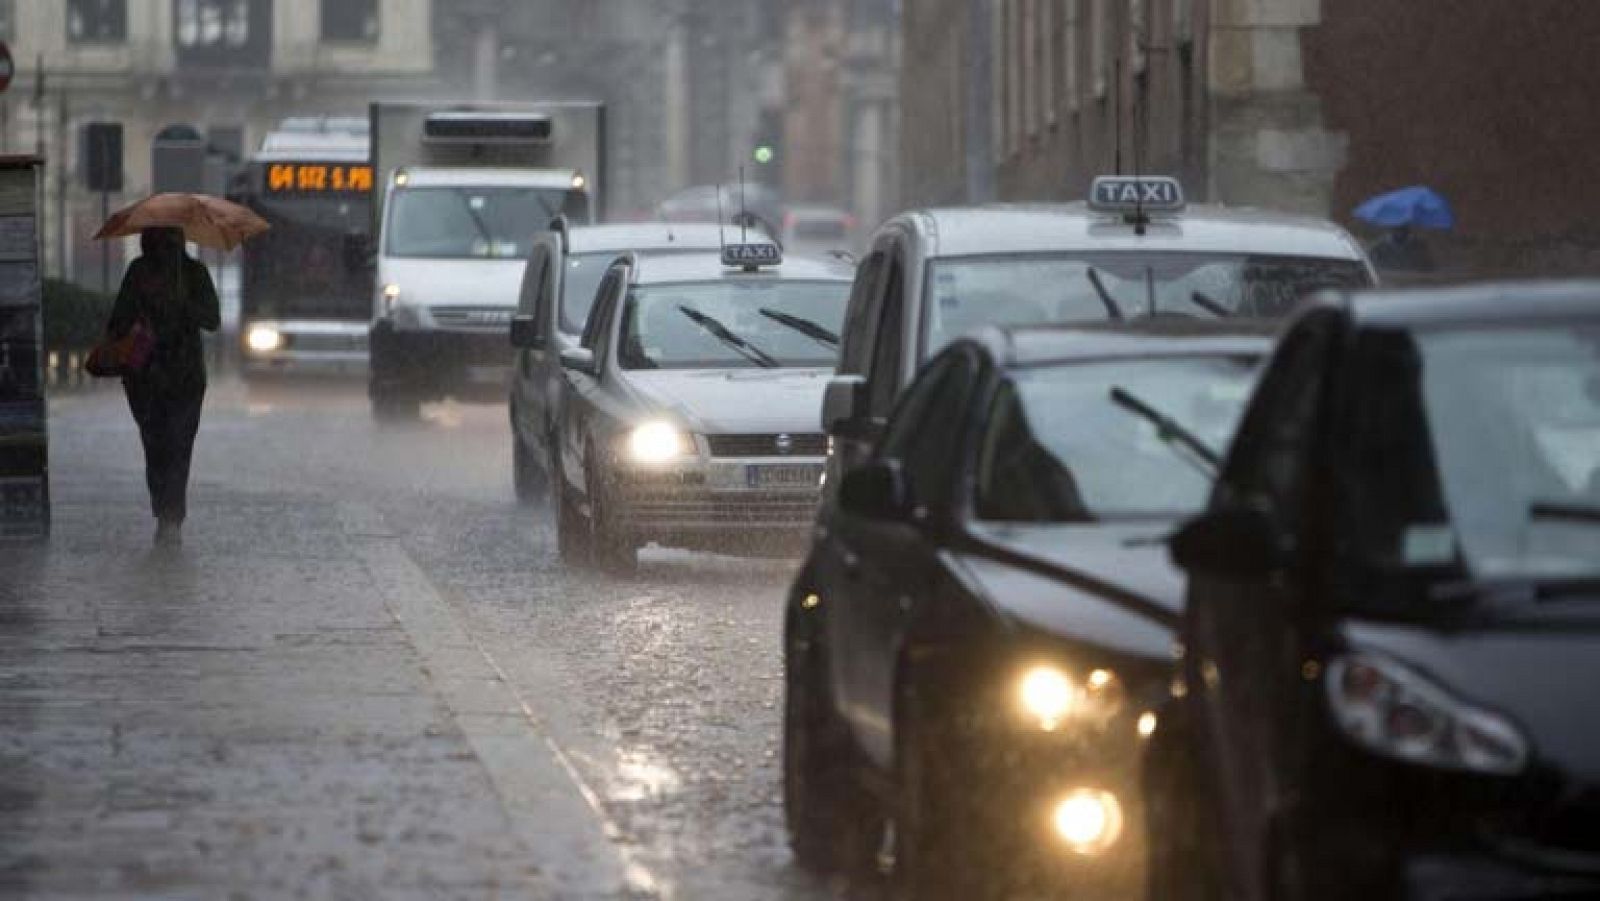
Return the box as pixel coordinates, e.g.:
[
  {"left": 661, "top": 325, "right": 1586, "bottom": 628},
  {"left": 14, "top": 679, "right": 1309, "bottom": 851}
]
[
  {"left": 246, "top": 325, "right": 283, "bottom": 353},
  {"left": 1325, "top": 654, "right": 1529, "bottom": 775},
  {"left": 628, "top": 421, "right": 688, "bottom": 463},
  {"left": 1016, "top": 664, "right": 1123, "bottom": 731}
]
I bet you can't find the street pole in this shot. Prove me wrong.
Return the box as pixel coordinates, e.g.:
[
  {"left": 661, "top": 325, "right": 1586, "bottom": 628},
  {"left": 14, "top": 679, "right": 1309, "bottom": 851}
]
[{"left": 100, "top": 189, "right": 109, "bottom": 294}]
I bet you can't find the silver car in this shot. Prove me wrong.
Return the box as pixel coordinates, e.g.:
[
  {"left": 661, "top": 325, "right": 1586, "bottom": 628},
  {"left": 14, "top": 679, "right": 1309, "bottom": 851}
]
[
  {"left": 551, "top": 247, "right": 854, "bottom": 571},
  {"left": 509, "top": 220, "right": 752, "bottom": 502}
]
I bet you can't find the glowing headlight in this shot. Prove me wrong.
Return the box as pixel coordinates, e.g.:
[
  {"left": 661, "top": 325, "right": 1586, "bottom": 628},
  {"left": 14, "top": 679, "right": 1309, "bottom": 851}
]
[
  {"left": 382, "top": 283, "right": 401, "bottom": 313},
  {"left": 1051, "top": 788, "right": 1124, "bottom": 854},
  {"left": 1019, "top": 666, "right": 1076, "bottom": 731},
  {"left": 571, "top": 172, "right": 588, "bottom": 191},
  {"left": 629, "top": 422, "right": 686, "bottom": 462},
  {"left": 246, "top": 326, "right": 283, "bottom": 353}
]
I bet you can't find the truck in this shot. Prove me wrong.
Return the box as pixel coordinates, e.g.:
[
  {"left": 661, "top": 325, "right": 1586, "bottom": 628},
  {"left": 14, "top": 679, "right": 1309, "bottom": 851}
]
[
  {"left": 366, "top": 101, "right": 606, "bottom": 421},
  {"left": 232, "top": 117, "right": 375, "bottom": 377}
]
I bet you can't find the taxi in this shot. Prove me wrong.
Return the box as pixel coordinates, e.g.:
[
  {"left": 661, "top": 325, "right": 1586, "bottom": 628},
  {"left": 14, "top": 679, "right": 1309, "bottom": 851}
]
[
  {"left": 822, "top": 175, "right": 1376, "bottom": 483},
  {"left": 551, "top": 243, "right": 854, "bottom": 571},
  {"left": 783, "top": 319, "right": 1272, "bottom": 898}
]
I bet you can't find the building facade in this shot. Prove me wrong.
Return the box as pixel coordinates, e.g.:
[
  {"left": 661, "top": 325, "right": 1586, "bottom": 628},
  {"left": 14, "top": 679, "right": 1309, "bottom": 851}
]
[
  {"left": 903, "top": 0, "right": 1600, "bottom": 276},
  {"left": 1, "top": 0, "right": 434, "bottom": 286}
]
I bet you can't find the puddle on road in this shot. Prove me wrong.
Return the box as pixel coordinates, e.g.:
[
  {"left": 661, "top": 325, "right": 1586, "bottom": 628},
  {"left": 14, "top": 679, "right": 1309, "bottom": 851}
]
[{"left": 610, "top": 747, "right": 682, "bottom": 803}]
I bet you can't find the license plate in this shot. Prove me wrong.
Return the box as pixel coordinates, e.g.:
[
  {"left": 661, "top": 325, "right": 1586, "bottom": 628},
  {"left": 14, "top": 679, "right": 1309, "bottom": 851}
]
[
  {"left": 466, "top": 365, "right": 509, "bottom": 384},
  {"left": 747, "top": 464, "right": 823, "bottom": 488}
]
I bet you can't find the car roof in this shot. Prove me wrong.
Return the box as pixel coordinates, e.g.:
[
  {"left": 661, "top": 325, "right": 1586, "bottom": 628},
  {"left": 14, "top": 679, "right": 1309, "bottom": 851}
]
[
  {"left": 1343, "top": 279, "right": 1600, "bottom": 329},
  {"left": 962, "top": 319, "right": 1276, "bottom": 369},
  {"left": 394, "top": 167, "right": 577, "bottom": 188},
  {"left": 564, "top": 222, "right": 739, "bottom": 255},
  {"left": 627, "top": 250, "right": 856, "bottom": 285},
  {"left": 888, "top": 203, "right": 1367, "bottom": 261}
]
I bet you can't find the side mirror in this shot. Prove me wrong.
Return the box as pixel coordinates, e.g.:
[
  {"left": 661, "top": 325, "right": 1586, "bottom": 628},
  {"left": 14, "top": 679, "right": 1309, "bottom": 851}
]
[
  {"left": 510, "top": 315, "right": 544, "bottom": 350},
  {"left": 838, "top": 459, "right": 908, "bottom": 520},
  {"left": 559, "top": 347, "right": 596, "bottom": 376},
  {"left": 822, "top": 375, "right": 867, "bottom": 435},
  {"left": 1169, "top": 501, "right": 1290, "bottom": 578}
]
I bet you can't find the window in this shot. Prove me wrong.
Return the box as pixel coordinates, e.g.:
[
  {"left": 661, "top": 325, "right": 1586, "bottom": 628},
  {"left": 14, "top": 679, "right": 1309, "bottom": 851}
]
[
  {"left": 865, "top": 256, "right": 907, "bottom": 421},
  {"left": 322, "top": 0, "right": 378, "bottom": 42},
  {"left": 1022, "top": 0, "right": 1037, "bottom": 138},
  {"left": 176, "top": 0, "right": 252, "bottom": 50},
  {"left": 1041, "top": 0, "right": 1056, "bottom": 126},
  {"left": 67, "top": 0, "right": 127, "bottom": 43},
  {"left": 1064, "top": 0, "right": 1080, "bottom": 113},
  {"left": 839, "top": 251, "right": 887, "bottom": 375},
  {"left": 880, "top": 352, "right": 979, "bottom": 513},
  {"left": 0, "top": 1, "right": 15, "bottom": 42},
  {"left": 1223, "top": 317, "right": 1336, "bottom": 522}
]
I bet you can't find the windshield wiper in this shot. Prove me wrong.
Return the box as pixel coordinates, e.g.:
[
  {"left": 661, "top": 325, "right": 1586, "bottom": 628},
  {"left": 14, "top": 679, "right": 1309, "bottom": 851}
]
[
  {"left": 678, "top": 306, "right": 779, "bottom": 368},
  {"left": 1085, "top": 268, "right": 1125, "bottom": 320},
  {"left": 1189, "top": 290, "right": 1231, "bottom": 318},
  {"left": 758, "top": 308, "right": 839, "bottom": 348},
  {"left": 1530, "top": 500, "right": 1600, "bottom": 524},
  {"left": 1108, "top": 385, "right": 1222, "bottom": 478}
]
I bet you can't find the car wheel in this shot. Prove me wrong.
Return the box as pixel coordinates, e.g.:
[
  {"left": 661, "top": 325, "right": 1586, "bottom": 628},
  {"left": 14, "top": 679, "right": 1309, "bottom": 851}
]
[
  {"left": 892, "top": 690, "right": 994, "bottom": 901},
  {"left": 1144, "top": 720, "right": 1225, "bottom": 901},
  {"left": 585, "top": 452, "right": 637, "bottom": 575},
  {"left": 512, "top": 429, "right": 548, "bottom": 504},
  {"left": 553, "top": 446, "right": 590, "bottom": 565},
  {"left": 783, "top": 606, "right": 884, "bottom": 877}
]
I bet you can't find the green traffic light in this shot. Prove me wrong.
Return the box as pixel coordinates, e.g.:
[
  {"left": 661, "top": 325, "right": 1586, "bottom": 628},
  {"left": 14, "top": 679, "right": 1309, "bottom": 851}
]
[{"left": 753, "top": 145, "right": 775, "bottom": 165}]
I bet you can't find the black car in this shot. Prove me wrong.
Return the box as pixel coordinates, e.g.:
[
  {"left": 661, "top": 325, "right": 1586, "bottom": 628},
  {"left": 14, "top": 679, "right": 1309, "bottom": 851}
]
[
  {"left": 1152, "top": 283, "right": 1600, "bottom": 901},
  {"left": 783, "top": 321, "right": 1271, "bottom": 898}
]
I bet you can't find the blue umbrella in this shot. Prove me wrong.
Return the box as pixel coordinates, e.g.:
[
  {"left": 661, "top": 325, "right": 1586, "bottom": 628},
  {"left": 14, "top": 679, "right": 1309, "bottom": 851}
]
[{"left": 1353, "top": 186, "right": 1455, "bottom": 230}]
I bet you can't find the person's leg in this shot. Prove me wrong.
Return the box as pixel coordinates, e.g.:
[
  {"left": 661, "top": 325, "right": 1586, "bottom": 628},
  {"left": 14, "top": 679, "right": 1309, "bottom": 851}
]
[
  {"left": 160, "top": 387, "right": 206, "bottom": 526},
  {"left": 125, "top": 381, "right": 167, "bottom": 520}
]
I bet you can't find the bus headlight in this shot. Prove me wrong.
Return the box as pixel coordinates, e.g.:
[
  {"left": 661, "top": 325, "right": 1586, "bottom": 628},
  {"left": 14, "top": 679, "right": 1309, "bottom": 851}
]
[
  {"left": 629, "top": 422, "right": 687, "bottom": 462},
  {"left": 246, "top": 325, "right": 283, "bottom": 353},
  {"left": 571, "top": 172, "right": 588, "bottom": 191},
  {"left": 1051, "top": 788, "right": 1124, "bottom": 854}
]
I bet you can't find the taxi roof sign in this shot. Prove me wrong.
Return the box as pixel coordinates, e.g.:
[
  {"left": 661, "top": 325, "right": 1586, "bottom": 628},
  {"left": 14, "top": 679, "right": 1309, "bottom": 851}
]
[
  {"left": 722, "top": 242, "right": 783, "bottom": 270},
  {"left": 1089, "top": 176, "right": 1186, "bottom": 215}
]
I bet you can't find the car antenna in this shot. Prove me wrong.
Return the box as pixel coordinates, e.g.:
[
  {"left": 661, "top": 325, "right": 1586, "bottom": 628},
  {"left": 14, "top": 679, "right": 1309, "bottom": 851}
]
[
  {"left": 715, "top": 181, "right": 728, "bottom": 256},
  {"left": 655, "top": 205, "right": 678, "bottom": 243},
  {"left": 738, "top": 166, "right": 749, "bottom": 245}
]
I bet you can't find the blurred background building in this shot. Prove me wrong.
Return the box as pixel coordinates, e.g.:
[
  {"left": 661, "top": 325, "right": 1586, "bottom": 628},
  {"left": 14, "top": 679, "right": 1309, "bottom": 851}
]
[
  {"left": 0, "top": 0, "right": 900, "bottom": 291},
  {"left": 901, "top": 0, "right": 1600, "bottom": 277}
]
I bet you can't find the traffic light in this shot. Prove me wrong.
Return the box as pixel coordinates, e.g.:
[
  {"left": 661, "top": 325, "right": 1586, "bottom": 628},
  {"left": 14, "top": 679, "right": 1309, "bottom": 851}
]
[{"left": 753, "top": 145, "right": 775, "bottom": 165}]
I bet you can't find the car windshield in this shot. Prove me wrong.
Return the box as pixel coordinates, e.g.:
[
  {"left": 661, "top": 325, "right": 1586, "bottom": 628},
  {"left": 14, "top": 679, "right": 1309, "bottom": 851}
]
[
  {"left": 925, "top": 252, "right": 1371, "bottom": 355},
  {"left": 619, "top": 280, "right": 849, "bottom": 370},
  {"left": 975, "top": 355, "right": 1262, "bottom": 522},
  {"left": 1345, "top": 321, "right": 1600, "bottom": 584},
  {"left": 386, "top": 187, "right": 580, "bottom": 259}
]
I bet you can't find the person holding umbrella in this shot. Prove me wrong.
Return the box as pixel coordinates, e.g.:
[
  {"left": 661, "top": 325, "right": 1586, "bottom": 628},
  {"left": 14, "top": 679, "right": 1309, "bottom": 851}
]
[
  {"left": 1354, "top": 185, "right": 1455, "bottom": 274},
  {"left": 92, "top": 194, "right": 268, "bottom": 546}
]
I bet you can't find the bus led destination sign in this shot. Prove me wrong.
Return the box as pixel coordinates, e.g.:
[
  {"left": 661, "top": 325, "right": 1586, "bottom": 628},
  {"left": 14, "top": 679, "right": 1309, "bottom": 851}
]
[{"left": 266, "top": 163, "right": 374, "bottom": 194}]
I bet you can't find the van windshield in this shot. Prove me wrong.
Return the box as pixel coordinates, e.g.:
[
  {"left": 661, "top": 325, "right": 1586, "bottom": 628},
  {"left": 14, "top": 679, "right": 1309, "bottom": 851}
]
[
  {"left": 386, "top": 186, "right": 582, "bottom": 259},
  {"left": 924, "top": 252, "right": 1371, "bottom": 355}
]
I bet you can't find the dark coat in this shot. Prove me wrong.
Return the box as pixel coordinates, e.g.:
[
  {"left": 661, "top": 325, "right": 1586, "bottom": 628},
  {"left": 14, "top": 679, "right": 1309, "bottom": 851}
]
[{"left": 108, "top": 255, "right": 221, "bottom": 393}]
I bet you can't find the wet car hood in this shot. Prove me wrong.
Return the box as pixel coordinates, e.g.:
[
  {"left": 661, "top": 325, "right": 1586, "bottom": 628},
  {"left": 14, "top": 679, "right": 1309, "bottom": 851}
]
[
  {"left": 624, "top": 368, "right": 832, "bottom": 435},
  {"left": 958, "top": 521, "right": 1181, "bottom": 661},
  {"left": 1343, "top": 618, "right": 1600, "bottom": 783},
  {"left": 380, "top": 257, "right": 526, "bottom": 308}
]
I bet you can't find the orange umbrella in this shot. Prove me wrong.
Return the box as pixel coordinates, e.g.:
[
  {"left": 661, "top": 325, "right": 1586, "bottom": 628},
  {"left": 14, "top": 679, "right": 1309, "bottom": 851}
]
[{"left": 93, "top": 193, "right": 269, "bottom": 251}]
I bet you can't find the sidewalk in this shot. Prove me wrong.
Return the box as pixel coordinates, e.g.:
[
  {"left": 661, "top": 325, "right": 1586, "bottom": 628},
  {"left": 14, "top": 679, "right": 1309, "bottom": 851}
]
[{"left": 0, "top": 479, "right": 545, "bottom": 898}]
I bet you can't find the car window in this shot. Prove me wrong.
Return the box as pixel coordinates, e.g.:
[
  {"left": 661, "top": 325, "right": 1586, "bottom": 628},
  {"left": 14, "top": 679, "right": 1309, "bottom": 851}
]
[
  {"left": 616, "top": 280, "right": 849, "bottom": 370},
  {"left": 976, "top": 357, "right": 1261, "bottom": 521},
  {"left": 865, "top": 254, "right": 906, "bottom": 420},
  {"left": 880, "top": 350, "right": 978, "bottom": 512},
  {"left": 838, "top": 251, "right": 887, "bottom": 375},
  {"left": 520, "top": 244, "right": 549, "bottom": 317},
  {"left": 580, "top": 270, "right": 621, "bottom": 352},
  {"left": 1223, "top": 315, "right": 1336, "bottom": 522}
]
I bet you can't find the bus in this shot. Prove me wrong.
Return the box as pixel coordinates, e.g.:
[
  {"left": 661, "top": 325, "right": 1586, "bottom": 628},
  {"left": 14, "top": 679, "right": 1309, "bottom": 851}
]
[{"left": 232, "top": 117, "right": 374, "bottom": 377}]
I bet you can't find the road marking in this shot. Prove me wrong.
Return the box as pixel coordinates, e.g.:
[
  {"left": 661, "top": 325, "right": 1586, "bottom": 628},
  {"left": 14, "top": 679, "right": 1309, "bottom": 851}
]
[{"left": 340, "top": 503, "right": 662, "bottom": 900}]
